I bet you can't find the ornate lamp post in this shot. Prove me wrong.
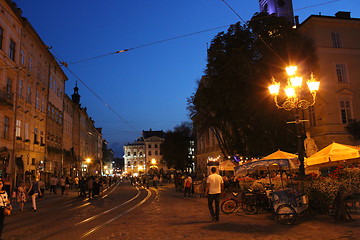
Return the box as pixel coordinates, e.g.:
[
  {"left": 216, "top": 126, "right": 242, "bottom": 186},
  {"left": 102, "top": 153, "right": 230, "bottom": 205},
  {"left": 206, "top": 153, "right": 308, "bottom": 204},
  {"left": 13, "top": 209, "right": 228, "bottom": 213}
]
[{"left": 268, "top": 66, "right": 320, "bottom": 176}]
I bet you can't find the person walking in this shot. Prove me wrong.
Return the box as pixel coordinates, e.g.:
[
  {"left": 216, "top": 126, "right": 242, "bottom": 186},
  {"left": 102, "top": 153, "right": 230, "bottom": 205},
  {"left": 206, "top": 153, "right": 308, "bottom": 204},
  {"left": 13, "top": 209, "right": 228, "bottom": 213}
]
[
  {"left": 87, "top": 177, "right": 94, "bottom": 199},
  {"left": 0, "top": 179, "right": 12, "bottom": 240},
  {"left": 183, "top": 175, "right": 192, "bottom": 198},
  {"left": 16, "top": 181, "right": 27, "bottom": 211},
  {"left": 50, "top": 175, "right": 57, "bottom": 194},
  {"left": 205, "top": 167, "right": 224, "bottom": 222},
  {"left": 65, "top": 177, "right": 70, "bottom": 195},
  {"left": 27, "top": 177, "right": 41, "bottom": 212},
  {"left": 59, "top": 176, "right": 66, "bottom": 195},
  {"left": 78, "top": 177, "right": 86, "bottom": 197}
]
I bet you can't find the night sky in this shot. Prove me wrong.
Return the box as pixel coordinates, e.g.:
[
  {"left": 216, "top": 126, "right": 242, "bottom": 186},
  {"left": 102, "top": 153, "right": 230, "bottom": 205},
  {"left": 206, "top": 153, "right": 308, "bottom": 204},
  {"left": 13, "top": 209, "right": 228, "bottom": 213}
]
[{"left": 14, "top": 0, "right": 360, "bottom": 156}]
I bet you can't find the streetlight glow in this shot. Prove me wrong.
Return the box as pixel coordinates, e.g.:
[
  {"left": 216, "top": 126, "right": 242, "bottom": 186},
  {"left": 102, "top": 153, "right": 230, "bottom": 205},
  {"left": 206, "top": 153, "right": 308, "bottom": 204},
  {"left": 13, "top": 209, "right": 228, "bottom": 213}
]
[
  {"left": 85, "top": 158, "right": 91, "bottom": 163},
  {"left": 268, "top": 66, "right": 320, "bottom": 111}
]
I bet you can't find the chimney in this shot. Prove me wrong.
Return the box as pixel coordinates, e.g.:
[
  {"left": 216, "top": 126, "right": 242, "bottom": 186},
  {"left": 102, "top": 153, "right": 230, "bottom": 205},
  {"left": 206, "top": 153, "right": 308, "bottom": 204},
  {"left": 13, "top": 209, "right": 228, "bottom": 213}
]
[{"left": 335, "top": 11, "right": 351, "bottom": 19}]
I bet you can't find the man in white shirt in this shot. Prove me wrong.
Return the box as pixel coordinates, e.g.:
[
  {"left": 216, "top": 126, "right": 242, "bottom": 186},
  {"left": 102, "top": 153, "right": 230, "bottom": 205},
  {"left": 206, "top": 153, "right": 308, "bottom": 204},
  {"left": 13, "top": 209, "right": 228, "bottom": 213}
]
[{"left": 206, "top": 167, "right": 224, "bottom": 222}]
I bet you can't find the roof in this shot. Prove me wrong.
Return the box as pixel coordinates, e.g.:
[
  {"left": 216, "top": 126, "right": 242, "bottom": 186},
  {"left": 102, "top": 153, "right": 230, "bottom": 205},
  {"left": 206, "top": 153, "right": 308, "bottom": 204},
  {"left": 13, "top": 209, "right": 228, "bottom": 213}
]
[{"left": 142, "top": 130, "right": 165, "bottom": 139}]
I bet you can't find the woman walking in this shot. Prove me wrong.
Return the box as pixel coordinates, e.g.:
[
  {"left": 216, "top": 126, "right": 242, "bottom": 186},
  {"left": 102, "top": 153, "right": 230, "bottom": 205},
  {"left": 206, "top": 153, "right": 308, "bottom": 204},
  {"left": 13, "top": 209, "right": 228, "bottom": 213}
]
[
  {"left": 0, "top": 179, "right": 12, "bottom": 239},
  {"left": 27, "top": 177, "right": 41, "bottom": 212},
  {"left": 17, "top": 181, "right": 27, "bottom": 211}
]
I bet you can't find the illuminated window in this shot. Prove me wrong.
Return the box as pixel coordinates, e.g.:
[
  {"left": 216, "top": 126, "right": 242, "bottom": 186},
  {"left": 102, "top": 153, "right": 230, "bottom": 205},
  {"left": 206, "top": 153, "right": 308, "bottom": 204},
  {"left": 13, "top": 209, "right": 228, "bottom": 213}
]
[{"left": 16, "top": 119, "right": 21, "bottom": 138}]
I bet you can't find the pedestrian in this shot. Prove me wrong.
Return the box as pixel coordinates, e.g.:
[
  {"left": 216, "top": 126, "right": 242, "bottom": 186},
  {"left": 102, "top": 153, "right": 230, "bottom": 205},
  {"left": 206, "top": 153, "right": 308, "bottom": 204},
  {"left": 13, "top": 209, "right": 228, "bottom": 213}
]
[
  {"left": 0, "top": 179, "right": 12, "bottom": 239},
  {"left": 93, "top": 178, "right": 100, "bottom": 197},
  {"left": 59, "top": 176, "right": 66, "bottom": 195},
  {"left": 65, "top": 176, "right": 70, "bottom": 195},
  {"left": 87, "top": 177, "right": 94, "bottom": 198},
  {"left": 79, "top": 177, "right": 86, "bottom": 197},
  {"left": 27, "top": 177, "right": 41, "bottom": 212},
  {"left": 74, "top": 176, "right": 79, "bottom": 189},
  {"left": 153, "top": 175, "right": 158, "bottom": 189},
  {"left": 17, "top": 181, "right": 27, "bottom": 211},
  {"left": 50, "top": 175, "right": 57, "bottom": 194},
  {"left": 184, "top": 175, "right": 192, "bottom": 198},
  {"left": 205, "top": 167, "right": 224, "bottom": 222}
]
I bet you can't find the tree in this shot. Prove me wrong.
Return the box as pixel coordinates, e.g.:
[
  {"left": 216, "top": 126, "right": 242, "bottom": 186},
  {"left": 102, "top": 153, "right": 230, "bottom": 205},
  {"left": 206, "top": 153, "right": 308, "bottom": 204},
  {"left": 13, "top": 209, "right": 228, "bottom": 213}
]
[
  {"left": 346, "top": 120, "right": 360, "bottom": 140},
  {"left": 161, "top": 122, "right": 194, "bottom": 171},
  {"left": 188, "top": 12, "right": 317, "bottom": 158}
]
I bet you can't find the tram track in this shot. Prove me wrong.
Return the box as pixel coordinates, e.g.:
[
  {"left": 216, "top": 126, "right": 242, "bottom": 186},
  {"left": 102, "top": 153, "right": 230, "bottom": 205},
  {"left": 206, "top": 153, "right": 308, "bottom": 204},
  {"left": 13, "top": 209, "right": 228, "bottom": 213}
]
[{"left": 3, "top": 181, "right": 156, "bottom": 240}]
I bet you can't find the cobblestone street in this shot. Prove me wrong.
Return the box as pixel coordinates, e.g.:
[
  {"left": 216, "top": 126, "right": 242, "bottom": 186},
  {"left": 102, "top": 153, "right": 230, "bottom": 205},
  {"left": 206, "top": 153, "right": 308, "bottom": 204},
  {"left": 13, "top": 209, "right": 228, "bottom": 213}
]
[{"left": 99, "top": 184, "right": 360, "bottom": 240}]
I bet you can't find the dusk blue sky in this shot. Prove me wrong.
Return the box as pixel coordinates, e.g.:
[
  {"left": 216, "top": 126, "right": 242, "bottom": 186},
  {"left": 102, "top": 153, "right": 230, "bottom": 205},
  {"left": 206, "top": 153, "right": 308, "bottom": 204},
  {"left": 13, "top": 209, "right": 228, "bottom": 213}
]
[{"left": 15, "top": 0, "right": 360, "bottom": 157}]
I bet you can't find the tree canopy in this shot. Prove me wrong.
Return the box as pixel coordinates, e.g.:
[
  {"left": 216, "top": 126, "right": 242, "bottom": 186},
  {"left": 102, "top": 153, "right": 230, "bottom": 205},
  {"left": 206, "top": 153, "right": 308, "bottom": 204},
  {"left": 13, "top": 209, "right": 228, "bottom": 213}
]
[
  {"left": 188, "top": 12, "right": 317, "bottom": 158},
  {"left": 161, "top": 122, "right": 194, "bottom": 171}
]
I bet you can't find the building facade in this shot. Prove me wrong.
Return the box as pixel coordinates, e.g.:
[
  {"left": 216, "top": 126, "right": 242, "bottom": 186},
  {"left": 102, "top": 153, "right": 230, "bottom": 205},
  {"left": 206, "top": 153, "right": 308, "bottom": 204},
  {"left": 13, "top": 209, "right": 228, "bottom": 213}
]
[
  {"left": 298, "top": 12, "right": 360, "bottom": 149},
  {"left": 0, "top": 0, "right": 104, "bottom": 187},
  {"left": 123, "top": 139, "right": 146, "bottom": 176}
]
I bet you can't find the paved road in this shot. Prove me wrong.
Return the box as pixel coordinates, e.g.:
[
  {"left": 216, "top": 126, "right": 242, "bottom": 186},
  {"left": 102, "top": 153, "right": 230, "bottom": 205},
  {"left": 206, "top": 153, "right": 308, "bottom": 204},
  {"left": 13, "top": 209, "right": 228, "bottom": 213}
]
[
  {"left": 3, "top": 181, "right": 359, "bottom": 240},
  {"left": 97, "top": 183, "right": 360, "bottom": 240}
]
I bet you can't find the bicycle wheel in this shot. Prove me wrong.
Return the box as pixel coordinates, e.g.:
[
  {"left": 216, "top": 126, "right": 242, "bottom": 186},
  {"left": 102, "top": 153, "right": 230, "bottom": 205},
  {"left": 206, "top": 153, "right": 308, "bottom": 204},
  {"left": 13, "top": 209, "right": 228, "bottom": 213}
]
[
  {"left": 242, "top": 197, "right": 258, "bottom": 214},
  {"left": 221, "top": 199, "right": 238, "bottom": 214},
  {"left": 275, "top": 204, "right": 297, "bottom": 225}
]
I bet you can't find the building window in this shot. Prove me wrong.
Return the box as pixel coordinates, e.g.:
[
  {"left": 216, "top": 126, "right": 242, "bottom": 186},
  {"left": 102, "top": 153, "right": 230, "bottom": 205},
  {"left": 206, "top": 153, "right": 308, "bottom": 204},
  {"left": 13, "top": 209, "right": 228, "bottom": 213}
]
[
  {"left": 24, "top": 123, "right": 29, "bottom": 140},
  {"left": 5, "top": 78, "right": 12, "bottom": 98},
  {"left": 3, "top": 117, "right": 10, "bottom": 139},
  {"left": 34, "top": 127, "right": 38, "bottom": 143},
  {"left": 40, "top": 131, "right": 44, "bottom": 145},
  {"left": 16, "top": 119, "right": 21, "bottom": 138},
  {"left": 308, "top": 106, "right": 316, "bottom": 127},
  {"left": 133, "top": 152, "right": 137, "bottom": 156},
  {"left": 29, "top": 58, "right": 33, "bottom": 71},
  {"left": 127, "top": 152, "right": 130, "bottom": 156},
  {"left": 9, "top": 39, "right": 15, "bottom": 61},
  {"left": 139, "top": 152, "right": 143, "bottom": 156},
  {"left": 20, "top": 50, "right": 25, "bottom": 65},
  {"left": 18, "top": 80, "right": 23, "bottom": 98},
  {"left": 127, "top": 161, "right": 130, "bottom": 166},
  {"left": 331, "top": 32, "right": 341, "bottom": 48},
  {"left": 148, "top": 151, "right": 152, "bottom": 156},
  {"left": 340, "top": 100, "right": 352, "bottom": 124},
  {"left": 148, "top": 144, "right": 151, "bottom": 148},
  {"left": 336, "top": 64, "right": 347, "bottom": 83},
  {"left": 0, "top": 27, "right": 3, "bottom": 49},
  {"left": 155, "top": 150, "right": 158, "bottom": 155},
  {"left": 26, "top": 86, "right": 31, "bottom": 103},
  {"left": 155, "top": 144, "right": 158, "bottom": 148},
  {"left": 35, "top": 90, "right": 40, "bottom": 110}
]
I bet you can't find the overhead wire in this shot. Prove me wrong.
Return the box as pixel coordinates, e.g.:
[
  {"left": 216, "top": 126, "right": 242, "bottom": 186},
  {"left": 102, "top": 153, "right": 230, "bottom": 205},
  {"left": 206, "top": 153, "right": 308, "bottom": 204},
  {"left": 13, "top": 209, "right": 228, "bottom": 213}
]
[{"left": 64, "top": 25, "right": 230, "bottom": 66}]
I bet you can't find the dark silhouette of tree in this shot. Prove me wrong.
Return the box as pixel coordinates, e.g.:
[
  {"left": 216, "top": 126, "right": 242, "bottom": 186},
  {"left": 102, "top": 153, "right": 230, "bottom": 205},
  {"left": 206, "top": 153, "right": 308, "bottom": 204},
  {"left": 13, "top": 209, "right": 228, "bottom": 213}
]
[
  {"left": 188, "top": 12, "right": 317, "bottom": 158},
  {"left": 161, "top": 122, "right": 194, "bottom": 171},
  {"left": 346, "top": 120, "right": 360, "bottom": 140}
]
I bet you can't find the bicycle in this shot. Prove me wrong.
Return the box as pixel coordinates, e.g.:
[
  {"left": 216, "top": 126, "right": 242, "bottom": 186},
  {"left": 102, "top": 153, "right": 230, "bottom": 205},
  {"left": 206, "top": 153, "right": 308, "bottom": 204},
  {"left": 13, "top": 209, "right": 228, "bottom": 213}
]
[{"left": 221, "top": 191, "right": 260, "bottom": 215}]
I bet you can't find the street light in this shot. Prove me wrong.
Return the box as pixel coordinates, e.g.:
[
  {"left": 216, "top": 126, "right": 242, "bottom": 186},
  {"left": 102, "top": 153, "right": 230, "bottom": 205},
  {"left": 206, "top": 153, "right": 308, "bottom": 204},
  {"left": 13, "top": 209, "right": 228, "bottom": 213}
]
[
  {"left": 268, "top": 66, "right": 320, "bottom": 176},
  {"left": 85, "top": 158, "right": 91, "bottom": 164}
]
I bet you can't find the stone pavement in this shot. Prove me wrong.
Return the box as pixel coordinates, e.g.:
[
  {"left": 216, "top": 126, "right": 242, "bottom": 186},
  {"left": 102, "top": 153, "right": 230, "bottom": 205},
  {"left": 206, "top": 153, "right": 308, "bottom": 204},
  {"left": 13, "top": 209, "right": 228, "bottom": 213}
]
[{"left": 103, "top": 183, "right": 360, "bottom": 240}]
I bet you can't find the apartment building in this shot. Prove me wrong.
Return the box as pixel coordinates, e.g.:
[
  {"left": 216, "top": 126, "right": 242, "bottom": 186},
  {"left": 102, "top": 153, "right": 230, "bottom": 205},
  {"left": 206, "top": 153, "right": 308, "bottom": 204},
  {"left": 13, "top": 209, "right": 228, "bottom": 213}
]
[{"left": 298, "top": 12, "right": 360, "bottom": 149}]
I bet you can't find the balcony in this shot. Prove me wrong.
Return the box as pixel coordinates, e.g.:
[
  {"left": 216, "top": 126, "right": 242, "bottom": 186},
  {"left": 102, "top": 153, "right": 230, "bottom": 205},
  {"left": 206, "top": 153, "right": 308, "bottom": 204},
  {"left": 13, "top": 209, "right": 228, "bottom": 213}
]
[{"left": 0, "top": 87, "right": 14, "bottom": 106}]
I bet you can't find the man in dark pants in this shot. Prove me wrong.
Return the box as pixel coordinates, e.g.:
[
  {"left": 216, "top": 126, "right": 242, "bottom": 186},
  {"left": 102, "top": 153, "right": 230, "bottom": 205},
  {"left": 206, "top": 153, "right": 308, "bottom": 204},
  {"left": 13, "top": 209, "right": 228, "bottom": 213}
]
[{"left": 205, "top": 167, "right": 224, "bottom": 222}]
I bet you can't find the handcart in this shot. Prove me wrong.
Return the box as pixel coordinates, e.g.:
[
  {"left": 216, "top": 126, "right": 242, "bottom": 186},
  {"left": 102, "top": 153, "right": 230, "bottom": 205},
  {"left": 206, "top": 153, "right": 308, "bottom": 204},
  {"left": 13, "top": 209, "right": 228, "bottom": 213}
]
[{"left": 234, "top": 158, "right": 308, "bottom": 225}]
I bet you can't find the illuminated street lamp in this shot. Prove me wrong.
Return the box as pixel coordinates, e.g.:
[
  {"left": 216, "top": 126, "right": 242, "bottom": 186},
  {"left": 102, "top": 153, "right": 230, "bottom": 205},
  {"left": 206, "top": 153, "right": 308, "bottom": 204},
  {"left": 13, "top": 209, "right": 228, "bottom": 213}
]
[
  {"left": 85, "top": 158, "right": 91, "bottom": 164},
  {"left": 268, "top": 66, "right": 320, "bottom": 176},
  {"left": 269, "top": 66, "right": 320, "bottom": 111},
  {"left": 151, "top": 159, "right": 156, "bottom": 165}
]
